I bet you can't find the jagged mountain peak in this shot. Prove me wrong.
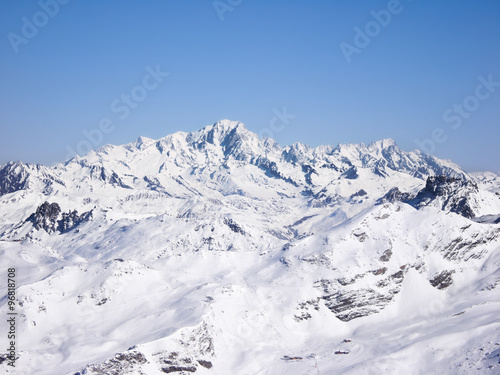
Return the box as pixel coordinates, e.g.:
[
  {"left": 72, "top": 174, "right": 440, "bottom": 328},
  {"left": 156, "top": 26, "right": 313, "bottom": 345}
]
[
  {"left": 0, "top": 120, "right": 481, "bottom": 206},
  {"left": 368, "top": 137, "right": 397, "bottom": 149},
  {"left": 282, "top": 142, "right": 311, "bottom": 163},
  {"left": 130, "top": 135, "right": 155, "bottom": 150},
  {"left": 212, "top": 119, "right": 246, "bottom": 131},
  {"left": 188, "top": 120, "right": 254, "bottom": 146},
  {"left": 331, "top": 138, "right": 400, "bottom": 161}
]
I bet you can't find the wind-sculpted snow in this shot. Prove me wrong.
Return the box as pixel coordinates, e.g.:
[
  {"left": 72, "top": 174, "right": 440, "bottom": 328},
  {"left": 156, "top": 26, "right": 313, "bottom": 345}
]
[{"left": 0, "top": 120, "right": 499, "bottom": 374}]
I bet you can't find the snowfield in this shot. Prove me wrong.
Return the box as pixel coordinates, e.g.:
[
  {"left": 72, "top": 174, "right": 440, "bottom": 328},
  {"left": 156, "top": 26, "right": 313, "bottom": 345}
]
[{"left": 0, "top": 120, "right": 499, "bottom": 374}]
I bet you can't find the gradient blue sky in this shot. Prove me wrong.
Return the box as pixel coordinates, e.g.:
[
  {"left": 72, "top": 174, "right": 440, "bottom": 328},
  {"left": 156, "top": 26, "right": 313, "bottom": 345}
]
[{"left": 1, "top": 0, "right": 499, "bottom": 172}]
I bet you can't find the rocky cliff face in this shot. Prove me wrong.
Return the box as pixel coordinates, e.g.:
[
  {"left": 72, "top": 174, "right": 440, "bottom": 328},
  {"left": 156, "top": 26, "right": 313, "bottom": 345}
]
[
  {"left": 410, "top": 176, "right": 479, "bottom": 218},
  {"left": 26, "top": 202, "right": 62, "bottom": 234},
  {"left": 0, "top": 161, "right": 31, "bottom": 195},
  {"left": 379, "top": 175, "right": 483, "bottom": 219},
  {"left": 24, "top": 202, "right": 92, "bottom": 235}
]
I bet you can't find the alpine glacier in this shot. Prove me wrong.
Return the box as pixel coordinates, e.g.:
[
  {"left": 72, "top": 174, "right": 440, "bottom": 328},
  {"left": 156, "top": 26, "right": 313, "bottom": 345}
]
[{"left": 0, "top": 120, "right": 499, "bottom": 374}]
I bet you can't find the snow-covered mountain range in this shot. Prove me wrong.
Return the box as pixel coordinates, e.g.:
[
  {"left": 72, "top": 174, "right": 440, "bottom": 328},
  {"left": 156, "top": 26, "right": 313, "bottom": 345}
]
[{"left": 1, "top": 120, "right": 499, "bottom": 374}]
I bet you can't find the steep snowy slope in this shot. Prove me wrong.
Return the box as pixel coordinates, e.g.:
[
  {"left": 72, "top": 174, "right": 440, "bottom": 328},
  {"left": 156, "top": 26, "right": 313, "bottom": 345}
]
[{"left": 0, "top": 120, "right": 499, "bottom": 375}]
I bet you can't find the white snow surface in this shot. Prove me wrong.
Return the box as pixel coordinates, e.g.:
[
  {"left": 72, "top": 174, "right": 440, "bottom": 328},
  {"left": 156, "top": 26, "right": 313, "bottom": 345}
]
[{"left": 0, "top": 120, "right": 499, "bottom": 374}]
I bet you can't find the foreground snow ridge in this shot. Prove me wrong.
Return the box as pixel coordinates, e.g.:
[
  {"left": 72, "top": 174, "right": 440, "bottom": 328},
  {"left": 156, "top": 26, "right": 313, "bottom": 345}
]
[{"left": 0, "top": 120, "right": 499, "bottom": 375}]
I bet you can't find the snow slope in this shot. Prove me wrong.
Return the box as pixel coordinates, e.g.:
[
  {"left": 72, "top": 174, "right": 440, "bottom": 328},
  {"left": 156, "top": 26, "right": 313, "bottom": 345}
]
[{"left": 0, "top": 120, "right": 499, "bottom": 374}]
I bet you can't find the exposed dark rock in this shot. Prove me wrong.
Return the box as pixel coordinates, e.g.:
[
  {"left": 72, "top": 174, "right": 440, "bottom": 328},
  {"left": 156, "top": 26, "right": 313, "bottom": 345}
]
[
  {"left": 317, "top": 268, "right": 406, "bottom": 322},
  {"left": 294, "top": 312, "right": 312, "bottom": 321},
  {"left": 379, "top": 176, "right": 479, "bottom": 219},
  {"left": 391, "top": 270, "right": 405, "bottom": 280},
  {"left": 25, "top": 202, "right": 92, "bottom": 235},
  {"left": 320, "top": 162, "right": 339, "bottom": 171},
  {"left": 79, "top": 351, "right": 148, "bottom": 375},
  {"left": 341, "top": 166, "right": 358, "bottom": 180},
  {"left": 302, "top": 164, "right": 318, "bottom": 185},
  {"left": 377, "top": 187, "right": 414, "bottom": 204},
  {"left": 143, "top": 175, "right": 171, "bottom": 195},
  {"left": 197, "top": 360, "right": 212, "bottom": 369},
  {"left": 322, "top": 289, "right": 395, "bottom": 322},
  {"left": 299, "top": 254, "right": 331, "bottom": 267},
  {"left": 58, "top": 209, "right": 93, "bottom": 233},
  {"left": 373, "top": 166, "right": 388, "bottom": 178},
  {"left": 96, "top": 298, "right": 108, "bottom": 306},
  {"left": 379, "top": 249, "right": 393, "bottom": 262},
  {"left": 429, "top": 270, "right": 455, "bottom": 289},
  {"left": 279, "top": 257, "right": 291, "bottom": 267},
  {"left": 353, "top": 231, "right": 368, "bottom": 242},
  {"left": 440, "top": 230, "right": 499, "bottom": 261},
  {"left": 255, "top": 158, "right": 299, "bottom": 186},
  {"left": 422, "top": 176, "right": 475, "bottom": 196},
  {"left": 26, "top": 202, "right": 61, "bottom": 234},
  {"left": 223, "top": 217, "right": 245, "bottom": 234},
  {"left": 282, "top": 355, "right": 303, "bottom": 360},
  {"left": 336, "top": 277, "right": 358, "bottom": 286},
  {"left": 88, "top": 165, "right": 131, "bottom": 189},
  {"left": 292, "top": 214, "right": 317, "bottom": 226},
  {"left": 161, "top": 365, "right": 197, "bottom": 373},
  {"left": 351, "top": 189, "right": 367, "bottom": 198},
  {"left": 410, "top": 176, "right": 478, "bottom": 218},
  {"left": 0, "top": 161, "right": 31, "bottom": 195},
  {"left": 0, "top": 161, "right": 66, "bottom": 196},
  {"left": 294, "top": 298, "right": 320, "bottom": 321},
  {"left": 372, "top": 267, "right": 387, "bottom": 276},
  {"left": 308, "top": 188, "right": 342, "bottom": 208}
]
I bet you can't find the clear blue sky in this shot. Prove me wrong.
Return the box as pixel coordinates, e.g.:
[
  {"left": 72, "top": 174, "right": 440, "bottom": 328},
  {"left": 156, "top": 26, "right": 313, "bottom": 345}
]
[{"left": 1, "top": 0, "right": 499, "bottom": 172}]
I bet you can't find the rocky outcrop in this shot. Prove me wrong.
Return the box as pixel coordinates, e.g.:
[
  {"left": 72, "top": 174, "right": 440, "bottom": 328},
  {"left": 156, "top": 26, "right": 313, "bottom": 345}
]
[
  {"left": 74, "top": 351, "right": 148, "bottom": 375},
  {"left": 410, "top": 176, "right": 478, "bottom": 218},
  {"left": 379, "top": 176, "right": 480, "bottom": 218},
  {"left": 58, "top": 210, "right": 93, "bottom": 233},
  {"left": 0, "top": 161, "right": 65, "bottom": 196},
  {"left": 315, "top": 267, "right": 406, "bottom": 322},
  {"left": 322, "top": 288, "right": 395, "bottom": 322},
  {"left": 26, "top": 202, "right": 92, "bottom": 234},
  {"left": 88, "top": 165, "right": 131, "bottom": 189},
  {"left": 223, "top": 217, "right": 245, "bottom": 235},
  {"left": 26, "top": 202, "right": 61, "bottom": 234},
  {"left": 378, "top": 187, "right": 414, "bottom": 204},
  {"left": 429, "top": 270, "right": 454, "bottom": 289},
  {"left": 0, "top": 162, "right": 31, "bottom": 195}
]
